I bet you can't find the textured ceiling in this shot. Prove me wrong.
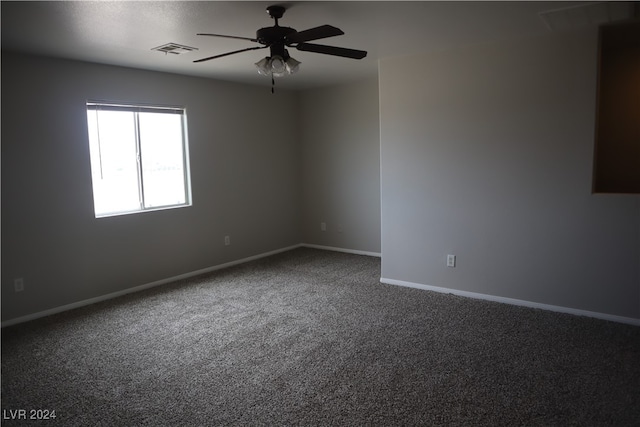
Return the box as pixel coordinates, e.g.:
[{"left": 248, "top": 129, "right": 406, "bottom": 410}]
[{"left": 1, "top": 1, "right": 629, "bottom": 90}]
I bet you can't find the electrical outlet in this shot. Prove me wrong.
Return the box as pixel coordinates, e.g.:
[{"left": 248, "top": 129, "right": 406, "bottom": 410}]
[
  {"left": 320, "top": 222, "right": 327, "bottom": 232},
  {"left": 14, "top": 278, "right": 24, "bottom": 292},
  {"left": 447, "top": 255, "right": 456, "bottom": 268},
  {"left": 224, "top": 236, "right": 230, "bottom": 246}
]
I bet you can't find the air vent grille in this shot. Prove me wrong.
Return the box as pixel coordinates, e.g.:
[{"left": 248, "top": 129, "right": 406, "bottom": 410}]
[{"left": 152, "top": 43, "right": 198, "bottom": 55}]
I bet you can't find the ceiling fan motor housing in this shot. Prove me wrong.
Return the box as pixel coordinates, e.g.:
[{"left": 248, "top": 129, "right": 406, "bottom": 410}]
[{"left": 256, "top": 26, "right": 296, "bottom": 46}]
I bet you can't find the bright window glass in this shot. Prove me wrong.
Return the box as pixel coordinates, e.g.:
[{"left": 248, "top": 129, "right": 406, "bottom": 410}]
[{"left": 86, "top": 103, "right": 191, "bottom": 217}]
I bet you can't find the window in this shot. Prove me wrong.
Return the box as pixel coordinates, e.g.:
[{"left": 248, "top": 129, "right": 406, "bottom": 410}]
[{"left": 86, "top": 102, "right": 191, "bottom": 217}]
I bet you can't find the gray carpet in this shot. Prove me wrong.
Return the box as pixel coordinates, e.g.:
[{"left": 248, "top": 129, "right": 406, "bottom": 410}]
[{"left": 2, "top": 248, "right": 639, "bottom": 426}]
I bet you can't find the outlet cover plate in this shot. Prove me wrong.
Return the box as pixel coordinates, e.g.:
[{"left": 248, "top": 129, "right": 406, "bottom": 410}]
[{"left": 447, "top": 255, "right": 456, "bottom": 268}]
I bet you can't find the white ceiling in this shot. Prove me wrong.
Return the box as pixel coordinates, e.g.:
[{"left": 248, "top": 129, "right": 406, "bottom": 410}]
[{"left": 1, "top": 1, "right": 630, "bottom": 90}]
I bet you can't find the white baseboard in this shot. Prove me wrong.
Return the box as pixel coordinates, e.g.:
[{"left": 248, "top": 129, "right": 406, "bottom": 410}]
[
  {"left": 2, "top": 243, "right": 378, "bottom": 328},
  {"left": 1, "top": 244, "right": 302, "bottom": 328},
  {"left": 13, "top": 247, "right": 631, "bottom": 328},
  {"left": 300, "top": 243, "right": 381, "bottom": 257},
  {"left": 380, "top": 277, "right": 640, "bottom": 327}
]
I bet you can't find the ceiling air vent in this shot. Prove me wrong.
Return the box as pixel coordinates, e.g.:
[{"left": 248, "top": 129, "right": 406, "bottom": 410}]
[
  {"left": 152, "top": 43, "right": 198, "bottom": 55},
  {"left": 539, "top": 2, "right": 636, "bottom": 32}
]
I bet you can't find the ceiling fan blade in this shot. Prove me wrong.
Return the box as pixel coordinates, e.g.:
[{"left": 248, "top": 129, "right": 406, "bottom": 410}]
[
  {"left": 295, "top": 43, "right": 367, "bottom": 59},
  {"left": 197, "top": 33, "right": 258, "bottom": 42},
  {"left": 194, "top": 46, "right": 268, "bottom": 63},
  {"left": 286, "top": 25, "right": 344, "bottom": 44}
]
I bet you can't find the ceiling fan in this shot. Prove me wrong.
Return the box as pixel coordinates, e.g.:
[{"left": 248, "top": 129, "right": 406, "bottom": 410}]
[{"left": 194, "top": 5, "right": 367, "bottom": 82}]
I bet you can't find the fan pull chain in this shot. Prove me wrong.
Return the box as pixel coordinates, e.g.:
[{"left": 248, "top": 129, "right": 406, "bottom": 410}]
[{"left": 271, "top": 75, "right": 275, "bottom": 94}]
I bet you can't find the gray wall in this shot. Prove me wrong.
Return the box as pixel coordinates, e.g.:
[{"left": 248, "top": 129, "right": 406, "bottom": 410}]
[
  {"left": 379, "top": 29, "right": 640, "bottom": 319},
  {"left": 299, "top": 77, "right": 381, "bottom": 253},
  {"left": 2, "top": 52, "right": 301, "bottom": 321}
]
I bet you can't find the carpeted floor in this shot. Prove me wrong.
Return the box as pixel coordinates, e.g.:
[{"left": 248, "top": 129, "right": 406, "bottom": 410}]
[{"left": 2, "top": 248, "right": 639, "bottom": 426}]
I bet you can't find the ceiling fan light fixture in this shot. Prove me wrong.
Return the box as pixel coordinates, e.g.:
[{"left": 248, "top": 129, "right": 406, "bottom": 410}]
[
  {"left": 285, "top": 57, "right": 301, "bottom": 74},
  {"left": 270, "top": 55, "right": 287, "bottom": 76},
  {"left": 255, "top": 57, "right": 270, "bottom": 76},
  {"left": 255, "top": 55, "right": 300, "bottom": 77}
]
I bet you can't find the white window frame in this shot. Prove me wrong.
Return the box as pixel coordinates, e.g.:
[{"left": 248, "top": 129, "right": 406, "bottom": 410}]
[{"left": 86, "top": 101, "right": 192, "bottom": 217}]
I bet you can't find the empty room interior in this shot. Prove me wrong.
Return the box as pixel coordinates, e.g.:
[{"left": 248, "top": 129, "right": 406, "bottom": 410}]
[{"left": 2, "top": 1, "right": 639, "bottom": 425}]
